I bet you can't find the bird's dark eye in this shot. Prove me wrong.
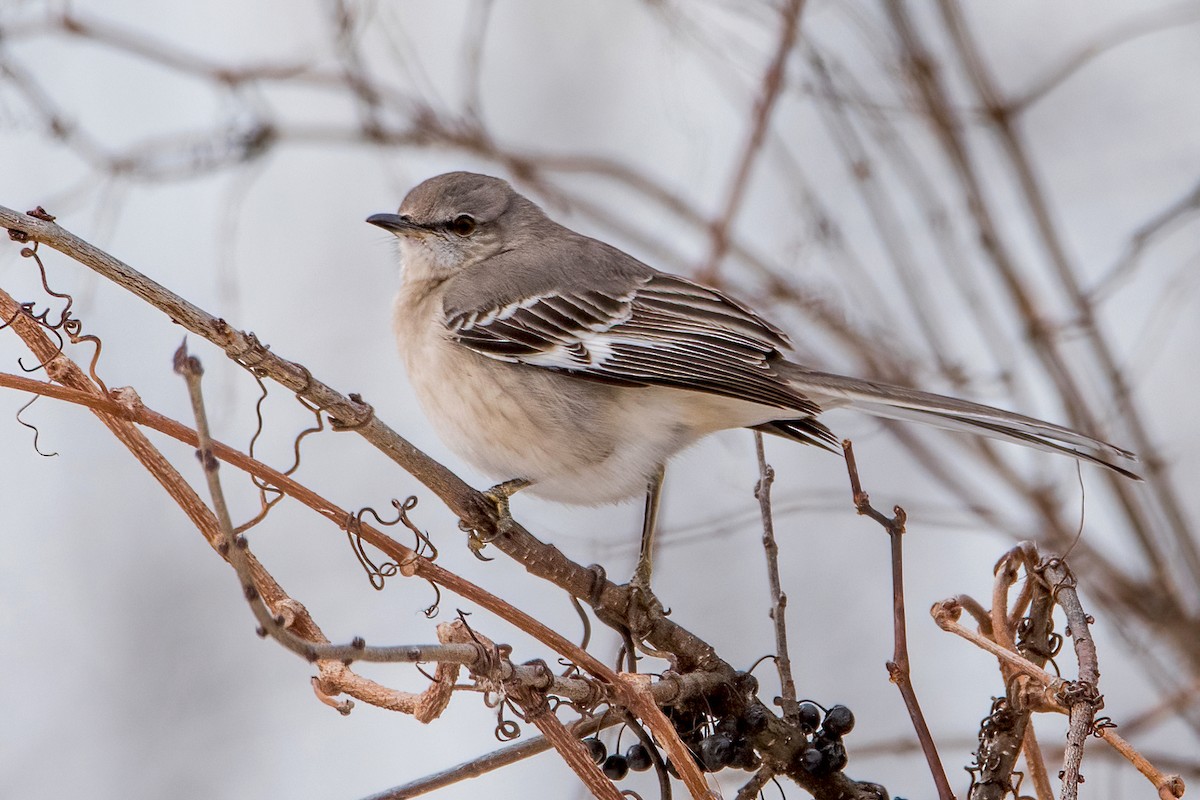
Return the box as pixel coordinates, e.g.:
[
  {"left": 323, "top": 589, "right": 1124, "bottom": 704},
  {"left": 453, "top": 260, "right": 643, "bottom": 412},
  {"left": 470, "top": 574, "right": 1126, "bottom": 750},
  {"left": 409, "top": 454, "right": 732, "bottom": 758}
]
[{"left": 447, "top": 214, "right": 476, "bottom": 236}]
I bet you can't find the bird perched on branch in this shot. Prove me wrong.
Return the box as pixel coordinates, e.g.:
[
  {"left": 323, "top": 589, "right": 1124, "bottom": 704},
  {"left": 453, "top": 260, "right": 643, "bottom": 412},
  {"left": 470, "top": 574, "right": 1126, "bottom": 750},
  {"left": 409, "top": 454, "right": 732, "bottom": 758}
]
[{"left": 369, "top": 172, "right": 1138, "bottom": 587}]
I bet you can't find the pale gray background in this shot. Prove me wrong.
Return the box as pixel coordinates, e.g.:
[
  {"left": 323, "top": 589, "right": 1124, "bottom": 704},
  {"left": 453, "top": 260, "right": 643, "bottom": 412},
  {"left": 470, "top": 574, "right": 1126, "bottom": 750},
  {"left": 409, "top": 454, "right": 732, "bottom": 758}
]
[{"left": 2, "top": 1, "right": 1198, "bottom": 798}]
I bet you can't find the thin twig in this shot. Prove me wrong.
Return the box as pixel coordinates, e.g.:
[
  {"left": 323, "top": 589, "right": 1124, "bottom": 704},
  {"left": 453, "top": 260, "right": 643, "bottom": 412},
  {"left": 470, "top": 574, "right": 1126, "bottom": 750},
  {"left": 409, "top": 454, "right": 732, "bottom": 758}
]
[
  {"left": 736, "top": 766, "right": 776, "bottom": 800},
  {"left": 754, "top": 431, "right": 799, "bottom": 724},
  {"left": 358, "top": 712, "right": 611, "bottom": 800},
  {"left": 842, "top": 440, "right": 953, "bottom": 800},
  {"left": 1037, "top": 558, "right": 1100, "bottom": 800},
  {"left": 1094, "top": 726, "right": 1186, "bottom": 799}
]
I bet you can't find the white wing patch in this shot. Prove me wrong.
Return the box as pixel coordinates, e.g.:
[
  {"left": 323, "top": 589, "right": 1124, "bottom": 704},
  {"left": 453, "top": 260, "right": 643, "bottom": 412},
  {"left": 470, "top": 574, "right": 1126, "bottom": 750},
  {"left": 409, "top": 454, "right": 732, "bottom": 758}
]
[{"left": 520, "top": 330, "right": 629, "bottom": 370}]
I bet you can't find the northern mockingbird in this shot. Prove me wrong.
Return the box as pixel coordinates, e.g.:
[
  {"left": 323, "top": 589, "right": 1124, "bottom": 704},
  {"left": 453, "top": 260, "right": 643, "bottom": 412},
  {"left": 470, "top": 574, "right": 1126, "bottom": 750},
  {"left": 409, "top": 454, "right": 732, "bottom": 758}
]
[{"left": 368, "top": 172, "right": 1138, "bottom": 586}]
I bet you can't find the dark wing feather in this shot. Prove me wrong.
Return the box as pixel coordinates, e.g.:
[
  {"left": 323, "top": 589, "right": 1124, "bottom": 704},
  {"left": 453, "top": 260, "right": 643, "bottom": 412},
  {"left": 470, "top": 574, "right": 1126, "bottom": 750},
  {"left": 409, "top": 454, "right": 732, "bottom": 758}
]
[{"left": 446, "top": 272, "right": 822, "bottom": 415}]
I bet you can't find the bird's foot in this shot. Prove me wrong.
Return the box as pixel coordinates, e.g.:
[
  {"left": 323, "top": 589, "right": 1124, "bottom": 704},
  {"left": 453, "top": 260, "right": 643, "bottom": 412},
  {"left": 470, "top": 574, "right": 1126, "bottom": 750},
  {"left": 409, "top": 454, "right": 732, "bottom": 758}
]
[
  {"left": 459, "top": 478, "right": 531, "bottom": 560},
  {"left": 623, "top": 575, "right": 669, "bottom": 662}
]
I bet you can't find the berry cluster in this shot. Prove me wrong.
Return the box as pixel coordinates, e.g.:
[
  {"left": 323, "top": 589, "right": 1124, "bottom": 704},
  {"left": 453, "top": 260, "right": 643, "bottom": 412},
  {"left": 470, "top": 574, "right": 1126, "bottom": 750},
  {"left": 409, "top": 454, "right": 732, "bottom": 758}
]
[
  {"left": 665, "top": 705, "right": 762, "bottom": 773},
  {"left": 794, "top": 702, "right": 855, "bottom": 777},
  {"left": 583, "top": 737, "right": 656, "bottom": 780},
  {"left": 581, "top": 678, "right": 855, "bottom": 783},
  {"left": 582, "top": 702, "right": 767, "bottom": 784}
]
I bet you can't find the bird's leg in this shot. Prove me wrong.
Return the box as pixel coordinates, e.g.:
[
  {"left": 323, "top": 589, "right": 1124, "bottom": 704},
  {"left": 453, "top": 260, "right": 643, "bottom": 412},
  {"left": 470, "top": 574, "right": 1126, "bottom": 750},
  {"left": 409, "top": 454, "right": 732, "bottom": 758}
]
[
  {"left": 462, "top": 477, "right": 532, "bottom": 559},
  {"left": 630, "top": 465, "right": 666, "bottom": 591}
]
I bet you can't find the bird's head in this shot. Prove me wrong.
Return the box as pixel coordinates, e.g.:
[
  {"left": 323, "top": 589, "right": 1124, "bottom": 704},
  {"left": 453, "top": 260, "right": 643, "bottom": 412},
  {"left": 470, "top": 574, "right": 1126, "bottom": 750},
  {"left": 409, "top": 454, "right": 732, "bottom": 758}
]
[{"left": 368, "top": 171, "right": 545, "bottom": 280}]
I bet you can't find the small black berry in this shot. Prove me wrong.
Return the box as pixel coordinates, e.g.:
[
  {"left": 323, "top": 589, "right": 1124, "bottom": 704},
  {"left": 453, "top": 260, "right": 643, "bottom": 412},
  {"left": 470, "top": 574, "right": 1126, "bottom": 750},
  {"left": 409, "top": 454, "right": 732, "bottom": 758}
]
[
  {"left": 698, "top": 732, "right": 735, "bottom": 771},
  {"left": 823, "top": 738, "right": 848, "bottom": 771},
  {"left": 602, "top": 754, "right": 629, "bottom": 780},
  {"left": 584, "top": 737, "right": 607, "bottom": 764},
  {"left": 800, "top": 746, "right": 827, "bottom": 774},
  {"left": 626, "top": 743, "right": 654, "bottom": 772},
  {"left": 744, "top": 703, "right": 770, "bottom": 733},
  {"left": 796, "top": 702, "right": 822, "bottom": 733},
  {"left": 807, "top": 733, "right": 847, "bottom": 774},
  {"left": 822, "top": 704, "right": 855, "bottom": 737}
]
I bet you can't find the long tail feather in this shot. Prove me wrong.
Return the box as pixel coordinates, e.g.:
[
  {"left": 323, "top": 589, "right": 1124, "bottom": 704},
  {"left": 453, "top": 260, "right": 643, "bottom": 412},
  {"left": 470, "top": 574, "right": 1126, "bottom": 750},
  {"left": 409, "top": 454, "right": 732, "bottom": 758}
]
[{"left": 781, "top": 365, "right": 1141, "bottom": 480}]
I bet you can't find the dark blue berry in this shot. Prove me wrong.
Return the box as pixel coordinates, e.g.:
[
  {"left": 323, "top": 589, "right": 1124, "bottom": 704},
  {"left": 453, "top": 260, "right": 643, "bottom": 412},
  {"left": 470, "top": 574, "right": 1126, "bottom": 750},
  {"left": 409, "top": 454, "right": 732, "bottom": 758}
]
[
  {"left": 822, "top": 704, "right": 855, "bottom": 737},
  {"left": 730, "top": 737, "right": 760, "bottom": 769},
  {"left": 698, "top": 732, "right": 735, "bottom": 771},
  {"left": 796, "top": 702, "right": 822, "bottom": 733},
  {"left": 584, "top": 737, "right": 606, "bottom": 764},
  {"left": 800, "top": 746, "right": 827, "bottom": 774},
  {"left": 626, "top": 743, "right": 653, "bottom": 771},
  {"left": 602, "top": 754, "right": 629, "bottom": 780}
]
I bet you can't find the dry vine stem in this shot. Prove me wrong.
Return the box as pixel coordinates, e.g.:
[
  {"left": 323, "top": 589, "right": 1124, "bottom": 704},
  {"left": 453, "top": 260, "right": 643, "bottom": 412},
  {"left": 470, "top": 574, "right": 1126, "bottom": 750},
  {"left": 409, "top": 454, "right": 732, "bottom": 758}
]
[
  {"left": 932, "top": 544, "right": 1185, "bottom": 800},
  {"left": 0, "top": 211, "right": 897, "bottom": 798},
  {"left": 754, "top": 431, "right": 800, "bottom": 725},
  {"left": 0, "top": 274, "right": 713, "bottom": 797}
]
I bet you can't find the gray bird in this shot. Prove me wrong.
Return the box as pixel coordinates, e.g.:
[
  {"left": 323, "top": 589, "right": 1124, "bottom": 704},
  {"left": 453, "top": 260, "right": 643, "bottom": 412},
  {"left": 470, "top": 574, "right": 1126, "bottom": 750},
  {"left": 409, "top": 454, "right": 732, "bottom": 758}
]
[{"left": 368, "top": 172, "right": 1138, "bottom": 587}]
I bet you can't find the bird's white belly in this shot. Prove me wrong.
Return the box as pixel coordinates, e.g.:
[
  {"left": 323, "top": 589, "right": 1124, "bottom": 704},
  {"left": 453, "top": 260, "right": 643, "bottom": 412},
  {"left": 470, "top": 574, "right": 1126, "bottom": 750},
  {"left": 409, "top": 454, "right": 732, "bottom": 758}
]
[
  {"left": 394, "top": 286, "right": 781, "bottom": 504},
  {"left": 414, "top": 345, "right": 680, "bottom": 502}
]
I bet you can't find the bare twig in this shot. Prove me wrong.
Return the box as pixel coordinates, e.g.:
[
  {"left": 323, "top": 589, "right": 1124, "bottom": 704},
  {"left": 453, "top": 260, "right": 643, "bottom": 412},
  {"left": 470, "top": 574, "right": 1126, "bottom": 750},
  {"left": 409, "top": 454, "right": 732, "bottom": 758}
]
[
  {"left": 843, "top": 440, "right": 953, "bottom": 800},
  {"left": 736, "top": 766, "right": 776, "bottom": 800},
  {"left": 1095, "top": 726, "right": 1186, "bottom": 799},
  {"left": 1036, "top": 558, "right": 1100, "bottom": 800},
  {"left": 358, "top": 712, "right": 611, "bottom": 800},
  {"left": 754, "top": 432, "right": 799, "bottom": 724}
]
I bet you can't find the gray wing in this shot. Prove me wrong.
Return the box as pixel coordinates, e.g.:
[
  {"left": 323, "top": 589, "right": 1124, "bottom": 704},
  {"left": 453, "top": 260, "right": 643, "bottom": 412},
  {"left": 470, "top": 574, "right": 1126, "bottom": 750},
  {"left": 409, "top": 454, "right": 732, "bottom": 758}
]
[{"left": 445, "top": 271, "right": 825, "bottom": 418}]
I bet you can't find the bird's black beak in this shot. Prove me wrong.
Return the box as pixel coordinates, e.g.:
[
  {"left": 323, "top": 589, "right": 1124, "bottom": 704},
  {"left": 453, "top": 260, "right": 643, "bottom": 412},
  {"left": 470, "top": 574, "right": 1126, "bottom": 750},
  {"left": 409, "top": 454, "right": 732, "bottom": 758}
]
[{"left": 366, "top": 213, "right": 425, "bottom": 236}]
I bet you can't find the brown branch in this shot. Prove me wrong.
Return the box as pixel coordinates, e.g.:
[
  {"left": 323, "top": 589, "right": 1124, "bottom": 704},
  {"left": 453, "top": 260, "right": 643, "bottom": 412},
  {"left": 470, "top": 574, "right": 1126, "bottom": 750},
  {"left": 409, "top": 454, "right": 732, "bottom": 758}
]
[
  {"left": 1095, "top": 727, "right": 1186, "bottom": 799},
  {"left": 510, "top": 688, "right": 625, "bottom": 800},
  {"left": 1022, "top": 726, "right": 1055, "bottom": 800},
  {"left": 736, "top": 767, "right": 776, "bottom": 800},
  {"left": 843, "top": 440, "right": 953, "bottom": 800},
  {"left": 1036, "top": 558, "right": 1100, "bottom": 800},
  {"left": 753, "top": 432, "right": 799, "bottom": 724},
  {"left": 359, "top": 712, "right": 611, "bottom": 800}
]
